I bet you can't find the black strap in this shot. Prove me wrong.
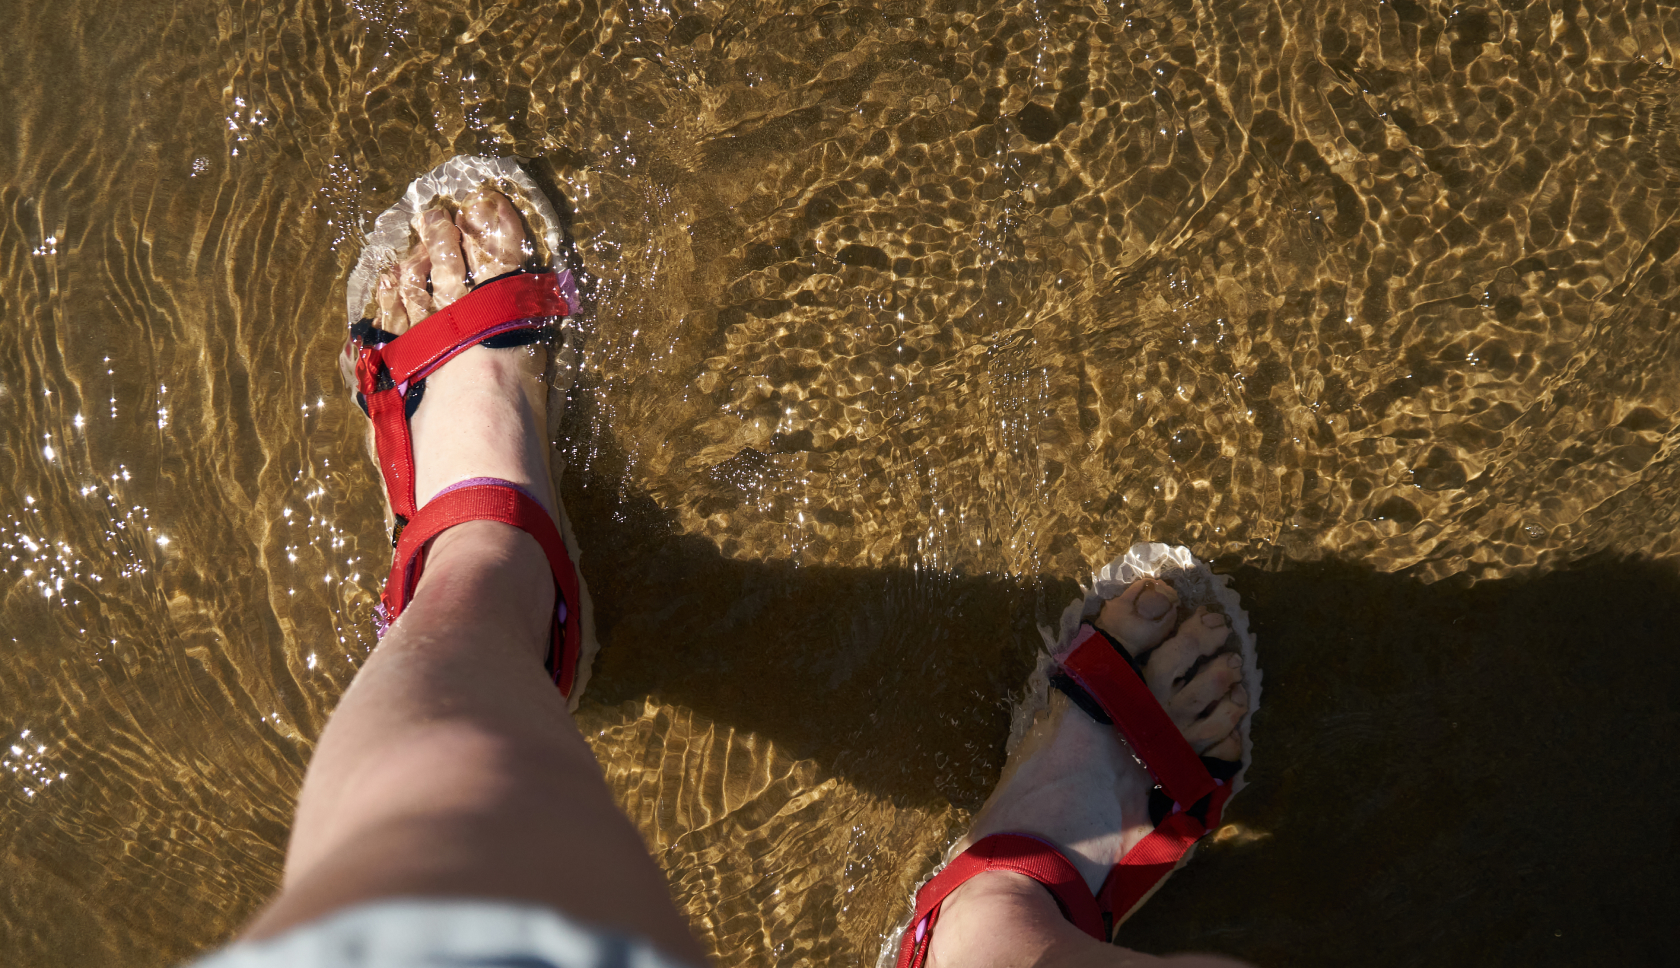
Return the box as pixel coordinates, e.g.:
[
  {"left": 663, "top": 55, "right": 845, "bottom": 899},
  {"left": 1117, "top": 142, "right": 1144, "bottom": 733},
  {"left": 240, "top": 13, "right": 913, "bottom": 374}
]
[
  {"left": 474, "top": 268, "right": 530, "bottom": 288},
  {"left": 404, "top": 378, "right": 426, "bottom": 419},
  {"left": 350, "top": 318, "right": 402, "bottom": 346},
  {"left": 480, "top": 328, "right": 551, "bottom": 349}
]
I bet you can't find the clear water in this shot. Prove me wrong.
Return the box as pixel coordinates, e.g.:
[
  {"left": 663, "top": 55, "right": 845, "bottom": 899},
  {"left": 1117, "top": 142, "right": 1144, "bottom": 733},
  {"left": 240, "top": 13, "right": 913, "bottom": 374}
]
[{"left": 3, "top": 1, "right": 1678, "bottom": 965}]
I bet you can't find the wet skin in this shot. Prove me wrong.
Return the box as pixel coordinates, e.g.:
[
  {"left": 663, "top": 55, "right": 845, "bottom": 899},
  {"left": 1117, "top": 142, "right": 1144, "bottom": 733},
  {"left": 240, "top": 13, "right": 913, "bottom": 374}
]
[
  {"left": 926, "top": 578, "right": 1252, "bottom": 968},
  {"left": 244, "top": 188, "right": 707, "bottom": 966},
  {"left": 263, "top": 189, "right": 1251, "bottom": 968}
]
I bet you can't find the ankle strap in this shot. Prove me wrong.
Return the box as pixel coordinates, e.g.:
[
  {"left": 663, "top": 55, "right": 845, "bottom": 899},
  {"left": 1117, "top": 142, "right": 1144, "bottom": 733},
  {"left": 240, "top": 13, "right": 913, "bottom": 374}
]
[
  {"left": 378, "top": 479, "right": 582, "bottom": 697},
  {"left": 896, "top": 833, "right": 1103, "bottom": 968}
]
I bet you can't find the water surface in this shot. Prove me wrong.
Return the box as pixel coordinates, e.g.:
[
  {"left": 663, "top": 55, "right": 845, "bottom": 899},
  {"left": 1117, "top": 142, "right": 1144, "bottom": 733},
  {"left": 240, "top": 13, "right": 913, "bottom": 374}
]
[{"left": 3, "top": 1, "right": 1679, "bottom": 965}]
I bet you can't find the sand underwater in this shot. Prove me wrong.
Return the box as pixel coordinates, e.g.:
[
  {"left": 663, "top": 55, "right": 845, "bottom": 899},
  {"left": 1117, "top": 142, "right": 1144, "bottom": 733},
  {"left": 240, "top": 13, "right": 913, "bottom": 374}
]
[{"left": 2, "top": 1, "right": 1679, "bottom": 965}]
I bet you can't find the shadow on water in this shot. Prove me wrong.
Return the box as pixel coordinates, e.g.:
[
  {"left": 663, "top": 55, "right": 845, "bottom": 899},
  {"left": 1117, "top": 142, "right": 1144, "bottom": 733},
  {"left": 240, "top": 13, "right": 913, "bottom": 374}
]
[
  {"left": 561, "top": 376, "right": 1680, "bottom": 967},
  {"left": 1132, "top": 556, "right": 1680, "bottom": 967},
  {"left": 563, "top": 400, "right": 1063, "bottom": 815}
]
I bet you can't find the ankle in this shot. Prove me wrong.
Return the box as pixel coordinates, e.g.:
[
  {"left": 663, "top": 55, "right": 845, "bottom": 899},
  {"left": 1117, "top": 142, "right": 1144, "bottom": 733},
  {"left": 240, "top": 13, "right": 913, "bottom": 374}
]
[
  {"left": 404, "top": 520, "right": 557, "bottom": 656},
  {"left": 409, "top": 344, "right": 556, "bottom": 516},
  {"left": 961, "top": 695, "right": 1153, "bottom": 896},
  {"left": 927, "top": 870, "right": 1076, "bottom": 968}
]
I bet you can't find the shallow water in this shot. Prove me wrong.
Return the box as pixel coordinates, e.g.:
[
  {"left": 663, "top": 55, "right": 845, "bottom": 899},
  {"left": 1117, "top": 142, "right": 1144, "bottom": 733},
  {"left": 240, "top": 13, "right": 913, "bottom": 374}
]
[{"left": 3, "top": 0, "right": 1680, "bottom": 965}]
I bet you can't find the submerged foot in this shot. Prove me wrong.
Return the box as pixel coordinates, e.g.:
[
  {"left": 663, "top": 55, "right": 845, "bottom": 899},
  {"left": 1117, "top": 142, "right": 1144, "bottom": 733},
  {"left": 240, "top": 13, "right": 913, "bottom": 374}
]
[
  {"left": 369, "top": 187, "right": 557, "bottom": 520},
  {"left": 351, "top": 185, "right": 564, "bottom": 656},
  {"left": 926, "top": 578, "right": 1250, "bottom": 967}
]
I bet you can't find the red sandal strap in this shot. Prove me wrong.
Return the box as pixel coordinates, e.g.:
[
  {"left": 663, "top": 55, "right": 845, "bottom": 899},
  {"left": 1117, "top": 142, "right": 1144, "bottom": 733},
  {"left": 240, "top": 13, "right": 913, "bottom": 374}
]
[
  {"left": 354, "top": 271, "right": 570, "bottom": 519},
  {"left": 1059, "top": 624, "right": 1230, "bottom": 922},
  {"left": 895, "top": 833, "right": 1103, "bottom": 968},
  {"left": 1098, "top": 793, "right": 1229, "bottom": 922},
  {"left": 351, "top": 270, "right": 581, "bottom": 697},
  {"left": 1061, "top": 625, "right": 1216, "bottom": 809},
  {"left": 376, "top": 272, "right": 569, "bottom": 382},
  {"left": 379, "top": 481, "right": 582, "bottom": 697}
]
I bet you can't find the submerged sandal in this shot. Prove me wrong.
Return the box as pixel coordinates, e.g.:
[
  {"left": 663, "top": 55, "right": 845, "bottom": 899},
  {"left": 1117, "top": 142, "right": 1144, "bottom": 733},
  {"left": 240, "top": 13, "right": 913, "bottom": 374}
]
[
  {"left": 895, "top": 544, "right": 1260, "bottom": 966},
  {"left": 337, "top": 155, "right": 597, "bottom": 705}
]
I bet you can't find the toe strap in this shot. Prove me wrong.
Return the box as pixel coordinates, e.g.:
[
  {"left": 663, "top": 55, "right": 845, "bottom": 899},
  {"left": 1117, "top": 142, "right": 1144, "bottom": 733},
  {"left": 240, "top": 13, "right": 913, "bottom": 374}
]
[
  {"left": 1056, "top": 623, "right": 1234, "bottom": 925},
  {"left": 895, "top": 833, "right": 1103, "bottom": 968},
  {"left": 378, "top": 479, "right": 582, "bottom": 698},
  {"left": 1059, "top": 624, "right": 1219, "bottom": 810}
]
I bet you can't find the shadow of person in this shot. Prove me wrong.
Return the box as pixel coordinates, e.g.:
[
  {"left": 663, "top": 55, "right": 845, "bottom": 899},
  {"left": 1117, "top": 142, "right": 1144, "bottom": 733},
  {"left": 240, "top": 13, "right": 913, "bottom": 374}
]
[
  {"left": 555, "top": 378, "right": 1680, "bottom": 966},
  {"left": 559, "top": 422, "right": 1069, "bottom": 812},
  {"left": 1123, "top": 555, "right": 1680, "bottom": 967}
]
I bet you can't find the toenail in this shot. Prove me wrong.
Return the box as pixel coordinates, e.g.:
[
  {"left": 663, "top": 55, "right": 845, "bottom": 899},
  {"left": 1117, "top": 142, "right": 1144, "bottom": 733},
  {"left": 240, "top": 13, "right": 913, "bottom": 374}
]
[
  {"left": 1226, "top": 653, "right": 1242, "bottom": 668},
  {"left": 1137, "top": 586, "right": 1173, "bottom": 620},
  {"left": 1201, "top": 611, "right": 1228, "bottom": 628},
  {"left": 1231, "top": 684, "right": 1248, "bottom": 705}
]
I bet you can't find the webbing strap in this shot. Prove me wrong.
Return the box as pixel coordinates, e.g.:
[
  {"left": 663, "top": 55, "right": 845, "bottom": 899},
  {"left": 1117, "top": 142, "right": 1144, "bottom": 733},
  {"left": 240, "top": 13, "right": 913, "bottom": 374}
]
[
  {"left": 1060, "top": 624, "right": 1228, "bottom": 924},
  {"left": 1059, "top": 625, "right": 1216, "bottom": 808},
  {"left": 354, "top": 271, "right": 569, "bottom": 518},
  {"left": 378, "top": 272, "right": 568, "bottom": 383},
  {"left": 382, "top": 482, "right": 582, "bottom": 697},
  {"left": 895, "top": 834, "right": 1103, "bottom": 968},
  {"left": 1097, "top": 786, "right": 1230, "bottom": 921},
  {"left": 362, "top": 371, "right": 420, "bottom": 519}
]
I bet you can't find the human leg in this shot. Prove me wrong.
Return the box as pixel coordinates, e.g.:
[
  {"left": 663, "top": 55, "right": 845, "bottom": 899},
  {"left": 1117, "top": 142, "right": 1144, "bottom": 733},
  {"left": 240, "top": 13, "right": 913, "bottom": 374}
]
[
  {"left": 925, "top": 870, "right": 1244, "bottom": 968},
  {"left": 241, "top": 185, "right": 705, "bottom": 967},
  {"left": 914, "top": 573, "right": 1256, "bottom": 968}
]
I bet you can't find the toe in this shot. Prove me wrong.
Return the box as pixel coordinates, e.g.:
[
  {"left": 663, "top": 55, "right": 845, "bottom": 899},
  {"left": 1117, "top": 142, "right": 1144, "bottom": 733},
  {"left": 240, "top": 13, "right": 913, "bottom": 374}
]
[
  {"left": 417, "top": 208, "right": 468, "bottom": 306},
  {"left": 376, "top": 264, "right": 410, "bottom": 335},
  {"left": 456, "top": 187, "right": 529, "bottom": 281},
  {"left": 1142, "top": 607, "right": 1232, "bottom": 702},
  {"left": 1183, "top": 684, "right": 1247, "bottom": 759},
  {"left": 1094, "top": 578, "right": 1181, "bottom": 657},
  {"left": 397, "top": 248, "right": 434, "bottom": 327},
  {"left": 1167, "top": 651, "right": 1242, "bottom": 724}
]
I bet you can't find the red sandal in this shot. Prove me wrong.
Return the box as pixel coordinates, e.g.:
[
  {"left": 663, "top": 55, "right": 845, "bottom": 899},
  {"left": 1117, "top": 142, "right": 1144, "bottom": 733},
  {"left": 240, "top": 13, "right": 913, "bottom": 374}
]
[
  {"left": 340, "top": 157, "right": 591, "bottom": 702},
  {"left": 351, "top": 269, "right": 583, "bottom": 698},
  {"left": 896, "top": 543, "right": 1258, "bottom": 966}
]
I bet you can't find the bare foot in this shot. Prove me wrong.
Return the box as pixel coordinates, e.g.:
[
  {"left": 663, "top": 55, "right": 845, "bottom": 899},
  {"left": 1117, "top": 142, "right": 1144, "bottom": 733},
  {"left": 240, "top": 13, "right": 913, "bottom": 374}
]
[
  {"left": 358, "top": 186, "right": 561, "bottom": 660},
  {"left": 925, "top": 578, "right": 1250, "bottom": 967},
  {"left": 369, "top": 187, "right": 557, "bottom": 522}
]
